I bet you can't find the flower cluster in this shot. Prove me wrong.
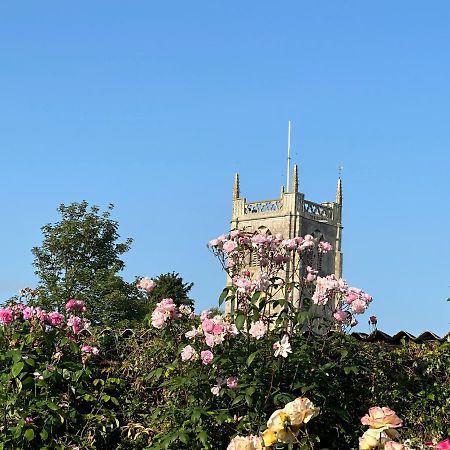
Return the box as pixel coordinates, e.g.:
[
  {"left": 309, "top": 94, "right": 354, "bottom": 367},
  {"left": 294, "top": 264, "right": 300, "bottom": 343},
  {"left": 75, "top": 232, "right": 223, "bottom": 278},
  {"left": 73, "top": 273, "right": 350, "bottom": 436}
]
[
  {"left": 151, "top": 298, "right": 180, "bottom": 329},
  {"left": 227, "top": 397, "right": 319, "bottom": 449},
  {"left": 210, "top": 376, "right": 238, "bottom": 396},
  {"left": 359, "top": 407, "right": 408, "bottom": 450},
  {"left": 136, "top": 276, "right": 156, "bottom": 293},
  {"left": 0, "top": 297, "right": 96, "bottom": 358},
  {"left": 179, "top": 310, "right": 240, "bottom": 366},
  {"left": 311, "top": 275, "right": 373, "bottom": 327}
]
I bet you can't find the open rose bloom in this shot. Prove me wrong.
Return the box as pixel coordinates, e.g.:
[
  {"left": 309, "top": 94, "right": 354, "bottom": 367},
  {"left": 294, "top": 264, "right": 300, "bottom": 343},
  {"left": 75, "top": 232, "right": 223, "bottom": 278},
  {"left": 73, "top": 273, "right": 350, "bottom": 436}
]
[{"left": 361, "top": 407, "right": 403, "bottom": 430}]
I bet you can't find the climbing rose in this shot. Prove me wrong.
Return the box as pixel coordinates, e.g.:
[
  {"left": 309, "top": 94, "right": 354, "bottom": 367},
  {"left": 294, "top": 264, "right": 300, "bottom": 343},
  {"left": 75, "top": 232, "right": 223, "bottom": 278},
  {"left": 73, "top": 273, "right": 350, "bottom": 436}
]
[
  {"left": 273, "top": 335, "right": 292, "bottom": 358},
  {"left": 226, "top": 376, "right": 238, "bottom": 390},
  {"left": 361, "top": 407, "right": 402, "bottom": 430},
  {"left": 65, "top": 299, "right": 86, "bottom": 312},
  {"left": 181, "top": 345, "right": 198, "bottom": 362},
  {"left": 47, "top": 311, "right": 65, "bottom": 327},
  {"left": 81, "top": 345, "right": 99, "bottom": 355},
  {"left": 136, "top": 277, "right": 156, "bottom": 292},
  {"left": 200, "top": 350, "right": 214, "bottom": 365},
  {"left": 0, "top": 308, "right": 13, "bottom": 325},
  {"left": 249, "top": 320, "right": 267, "bottom": 339}
]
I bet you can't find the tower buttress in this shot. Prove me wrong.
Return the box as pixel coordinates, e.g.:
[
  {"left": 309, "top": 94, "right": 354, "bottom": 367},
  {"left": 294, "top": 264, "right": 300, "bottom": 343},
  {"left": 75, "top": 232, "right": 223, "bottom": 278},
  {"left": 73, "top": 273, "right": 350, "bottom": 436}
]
[
  {"left": 292, "top": 164, "right": 298, "bottom": 193},
  {"left": 334, "top": 177, "right": 343, "bottom": 278}
]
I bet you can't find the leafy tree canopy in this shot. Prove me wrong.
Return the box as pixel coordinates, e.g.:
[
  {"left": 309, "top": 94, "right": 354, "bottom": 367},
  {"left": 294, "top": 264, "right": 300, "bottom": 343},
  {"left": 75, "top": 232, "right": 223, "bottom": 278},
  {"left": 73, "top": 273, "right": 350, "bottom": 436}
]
[
  {"left": 148, "top": 272, "right": 194, "bottom": 308},
  {"left": 32, "top": 201, "right": 147, "bottom": 326}
]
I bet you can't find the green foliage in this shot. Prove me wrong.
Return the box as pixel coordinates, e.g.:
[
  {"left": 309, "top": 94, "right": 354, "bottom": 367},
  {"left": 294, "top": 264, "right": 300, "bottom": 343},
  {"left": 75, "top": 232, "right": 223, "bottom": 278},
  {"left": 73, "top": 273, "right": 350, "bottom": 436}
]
[
  {"left": 31, "top": 201, "right": 147, "bottom": 326},
  {"left": 0, "top": 316, "right": 119, "bottom": 449}
]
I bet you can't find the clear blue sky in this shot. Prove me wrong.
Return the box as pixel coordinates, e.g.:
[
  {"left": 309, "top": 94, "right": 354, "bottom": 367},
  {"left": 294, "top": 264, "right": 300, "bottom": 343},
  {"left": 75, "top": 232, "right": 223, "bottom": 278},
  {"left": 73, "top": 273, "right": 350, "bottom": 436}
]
[{"left": 1, "top": 1, "right": 449, "bottom": 336}]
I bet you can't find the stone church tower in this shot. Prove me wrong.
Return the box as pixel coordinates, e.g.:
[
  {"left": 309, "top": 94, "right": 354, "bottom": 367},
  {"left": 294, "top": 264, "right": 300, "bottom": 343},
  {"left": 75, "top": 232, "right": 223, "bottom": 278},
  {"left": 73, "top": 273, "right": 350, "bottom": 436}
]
[{"left": 230, "top": 164, "right": 343, "bottom": 287}]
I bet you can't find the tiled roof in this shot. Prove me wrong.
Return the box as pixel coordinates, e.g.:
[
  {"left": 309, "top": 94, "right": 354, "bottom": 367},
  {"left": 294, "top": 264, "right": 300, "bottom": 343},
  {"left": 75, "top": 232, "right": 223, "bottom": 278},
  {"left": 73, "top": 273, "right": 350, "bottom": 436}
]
[{"left": 350, "top": 330, "right": 449, "bottom": 344}]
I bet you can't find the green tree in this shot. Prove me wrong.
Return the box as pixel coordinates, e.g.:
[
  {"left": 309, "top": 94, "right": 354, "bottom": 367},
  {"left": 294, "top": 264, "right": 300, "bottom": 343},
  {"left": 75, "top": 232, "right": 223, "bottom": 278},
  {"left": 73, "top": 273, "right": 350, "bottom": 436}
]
[
  {"left": 32, "top": 201, "right": 147, "bottom": 326},
  {"left": 148, "top": 272, "right": 194, "bottom": 308}
]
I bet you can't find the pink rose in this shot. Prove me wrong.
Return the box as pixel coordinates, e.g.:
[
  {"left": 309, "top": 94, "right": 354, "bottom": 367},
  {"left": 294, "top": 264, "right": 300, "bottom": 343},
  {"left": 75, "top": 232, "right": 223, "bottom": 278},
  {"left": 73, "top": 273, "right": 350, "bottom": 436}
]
[
  {"left": 47, "top": 311, "right": 65, "bottom": 327},
  {"left": 0, "top": 308, "right": 13, "bottom": 325},
  {"left": 249, "top": 320, "right": 267, "bottom": 339},
  {"left": 67, "top": 315, "right": 84, "bottom": 334},
  {"left": 151, "top": 310, "right": 166, "bottom": 329},
  {"left": 351, "top": 299, "right": 367, "bottom": 314},
  {"left": 81, "top": 345, "right": 99, "bottom": 355},
  {"left": 23, "top": 306, "right": 34, "bottom": 320},
  {"left": 223, "top": 240, "right": 237, "bottom": 253},
  {"left": 226, "top": 377, "right": 238, "bottom": 390},
  {"left": 437, "top": 439, "right": 450, "bottom": 450},
  {"left": 361, "top": 407, "right": 402, "bottom": 429},
  {"left": 200, "top": 310, "right": 211, "bottom": 321},
  {"left": 210, "top": 385, "right": 221, "bottom": 396},
  {"left": 202, "top": 319, "right": 214, "bottom": 333},
  {"left": 333, "top": 310, "right": 350, "bottom": 323},
  {"left": 212, "top": 324, "right": 224, "bottom": 335},
  {"left": 181, "top": 345, "right": 197, "bottom": 362},
  {"left": 136, "top": 277, "right": 156, "bottom": 293},
  {"left": 200, "top": 350, "right": 214, "bottom": 365},
  {"left": 65, "top": 299, "right": 86, "bottom": 313}
]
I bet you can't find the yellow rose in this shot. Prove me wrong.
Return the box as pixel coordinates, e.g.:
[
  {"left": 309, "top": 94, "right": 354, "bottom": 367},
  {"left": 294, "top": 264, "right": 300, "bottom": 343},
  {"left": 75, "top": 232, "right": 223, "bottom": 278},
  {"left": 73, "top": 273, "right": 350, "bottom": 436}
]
[
  {"left": 284, "top": 397, "right": 320, "bottom": 427},
  {"left": 358, "top": 428, "right": 389, "bottom": 450},
  {"left": 266, "top": 410, "right": 290, "bottom": 433},
  {"left": 262, "top": 429, "right": 277, "bottom": 447}
]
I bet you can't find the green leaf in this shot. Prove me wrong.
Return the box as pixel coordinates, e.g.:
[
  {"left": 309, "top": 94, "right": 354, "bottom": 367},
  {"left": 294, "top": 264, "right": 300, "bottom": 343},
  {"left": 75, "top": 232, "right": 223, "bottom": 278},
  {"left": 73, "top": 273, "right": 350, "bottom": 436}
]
[
  {"left": 218, "top": 287, "right": 229, "bottom": 305},
  {"left": 24, "top": 429, "right": 35, "bottom": 442},
  {"left": 40, "top": 429, "right": 49, "bottom": 441},
  {"left": 198, "top": 431, "right": 208, "bottom": 446},
  {"left": 246, "top": 350, "right": 259, "bottom": 367},
  {"left": 11, "top": 362, "right": 24, "bottom": 378},
  {"left": 235, "top": 313, "right": 245, "bottom": 331}
]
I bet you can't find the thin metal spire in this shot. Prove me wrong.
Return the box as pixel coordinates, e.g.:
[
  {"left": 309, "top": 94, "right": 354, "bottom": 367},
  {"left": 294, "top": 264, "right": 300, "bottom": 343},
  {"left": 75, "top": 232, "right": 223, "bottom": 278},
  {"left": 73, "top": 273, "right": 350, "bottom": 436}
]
[
  {"left": 336, "top": 166, "right": 343, "bottom": 205},
  {"left": 286, "top": 120, "right": 291, "bottom": 191}
]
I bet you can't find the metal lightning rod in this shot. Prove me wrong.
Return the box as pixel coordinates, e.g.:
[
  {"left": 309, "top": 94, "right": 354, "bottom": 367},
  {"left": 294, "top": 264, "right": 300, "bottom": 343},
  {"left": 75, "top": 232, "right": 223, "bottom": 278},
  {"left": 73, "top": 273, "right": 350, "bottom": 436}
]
[{"left": 286, "top": 120, "right": 291, "bottom": 190}]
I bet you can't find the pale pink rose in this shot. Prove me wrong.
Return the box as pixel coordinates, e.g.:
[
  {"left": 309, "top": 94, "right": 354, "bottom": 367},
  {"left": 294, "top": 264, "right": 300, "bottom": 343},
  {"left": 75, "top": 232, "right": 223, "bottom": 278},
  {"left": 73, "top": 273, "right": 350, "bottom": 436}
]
[
  {"left": 47, "top": 311, "right": 65, "bottom": 327},
  {"left": 223, "top": 240, "right": 238, "bottom": 253},
  {"left": 361, "top": 407, "right": 402, "bottom": 429},
  {"left": 318, "top": 241, "right": 333, "bottom": 252},
  {"left": 200, "top": 350, "right": 214, "bottom": 365},
  {"left": 208, "top": 238, "right": 221, "bottom": 247},
  {"left": 136, "top": 277, "right": 156, "bottom": 293},
  {"left": 212, "top": 324, "right": 224, "bottom": 335},
  {"left": 333, "top": 310, "right": 349, "bottom": 323},
  {"left": 151, "top": 310, "right": 166, "bottom": 329},
  {"left": 185, "top": 326, "right": 202, "bottom": 340},
  {"left": 181, "top": 345, "right": 197, "bottom": 361},
  {"left": 0, "top": 308, "right": 13, "bottom": 325},
  {"left": 200, "top": 310, "right": 211, "bottom": 321},
  {"left": 202, "top": 319, "right": 214, "bottom": 333},
  {"left": 249, "top": 320, "right": 267, "bottom": 339},
  {"left": 230, "top": 230, "right": 240, "bottom": 238},
  {"left": 67, "top": 315, "right": 83, "bottom": 334},
  {"left": 204, "top": 333, "right": 216, "bottom": 348},
  {"left": 226, "top": 377, "right": 238, "bottom": 390},
  {"left": 273, "top": 335, "right": 292, "bottom": 358},
  {"left": 351, "top": 299, "right": 367, "bottom": 314},
  {"left": 227, "top": 435, "right": 262, "bottom": 450},
  {"left": 65, "top": 299, "right": 86, "bottom": 312},
  {"left": 210, "top": 385, "right": 221, "bottom": 396}
]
